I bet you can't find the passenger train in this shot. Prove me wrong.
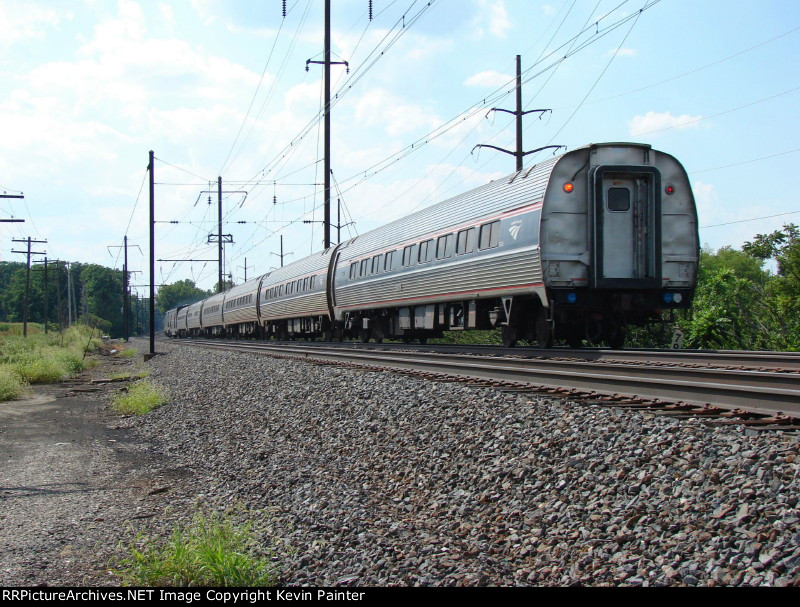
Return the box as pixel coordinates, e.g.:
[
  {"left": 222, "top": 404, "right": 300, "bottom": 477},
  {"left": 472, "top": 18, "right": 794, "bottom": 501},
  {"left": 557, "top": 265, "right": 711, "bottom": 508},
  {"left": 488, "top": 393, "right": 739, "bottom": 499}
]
[{"left": 164, "top": 142, "right": 699, "bottom": 349}]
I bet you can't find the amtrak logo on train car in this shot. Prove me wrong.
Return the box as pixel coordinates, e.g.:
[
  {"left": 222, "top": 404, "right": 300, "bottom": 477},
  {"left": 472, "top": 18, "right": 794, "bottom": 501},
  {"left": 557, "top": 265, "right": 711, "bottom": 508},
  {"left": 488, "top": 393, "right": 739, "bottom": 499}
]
[{"left": 509, "top": 221, "right": 522, "bottom": 240}]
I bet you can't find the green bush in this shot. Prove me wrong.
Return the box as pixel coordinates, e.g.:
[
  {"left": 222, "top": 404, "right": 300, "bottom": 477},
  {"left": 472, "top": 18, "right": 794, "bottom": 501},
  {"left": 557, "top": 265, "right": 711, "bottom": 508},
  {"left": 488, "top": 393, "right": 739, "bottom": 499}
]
[
  {"left": 0, "top": 367, "right": 27, "bottom": 402},
  {"left": 115, "top": 512, "right": 279, "bottom": 587}
]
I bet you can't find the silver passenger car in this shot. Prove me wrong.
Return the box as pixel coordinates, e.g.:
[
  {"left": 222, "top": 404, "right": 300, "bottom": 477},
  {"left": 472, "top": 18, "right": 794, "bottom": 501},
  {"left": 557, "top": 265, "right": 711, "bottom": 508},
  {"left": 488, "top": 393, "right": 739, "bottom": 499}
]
[
  {"left": 199, "top": 291, "right": 226, "bottom": 337},
  {"left": 222, "top": 275, "right": 267, "bottom": 337},
  {"left": 331, "top": 143, "right": 697, "bottom": 347},
  {"left": 258, "top": 249, "right": 334, "bottom": 339}
]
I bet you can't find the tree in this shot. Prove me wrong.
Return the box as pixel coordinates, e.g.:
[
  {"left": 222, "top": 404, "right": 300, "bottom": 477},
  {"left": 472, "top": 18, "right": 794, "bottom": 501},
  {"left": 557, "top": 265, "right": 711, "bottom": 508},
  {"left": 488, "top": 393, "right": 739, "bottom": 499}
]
[
  {"left": 156, "top": 279, "right": 210, "bottom": 315},
  {"left": 743, "top": 224, "right": 800, "bottom": 350}
]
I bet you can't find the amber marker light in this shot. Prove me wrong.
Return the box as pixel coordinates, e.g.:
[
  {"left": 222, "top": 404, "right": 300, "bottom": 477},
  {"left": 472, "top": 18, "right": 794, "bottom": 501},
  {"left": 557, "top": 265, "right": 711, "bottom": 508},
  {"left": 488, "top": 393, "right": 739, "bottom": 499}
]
[{"left": 563, "top": 182, "right": 574, "bottom": 193}]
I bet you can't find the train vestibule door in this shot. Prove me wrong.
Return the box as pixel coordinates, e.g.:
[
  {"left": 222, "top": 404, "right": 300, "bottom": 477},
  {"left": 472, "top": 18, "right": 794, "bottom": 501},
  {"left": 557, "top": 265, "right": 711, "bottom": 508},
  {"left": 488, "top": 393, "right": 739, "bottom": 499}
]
[{"left": 592, "top": 167, "right": 661, "bottom": 288}]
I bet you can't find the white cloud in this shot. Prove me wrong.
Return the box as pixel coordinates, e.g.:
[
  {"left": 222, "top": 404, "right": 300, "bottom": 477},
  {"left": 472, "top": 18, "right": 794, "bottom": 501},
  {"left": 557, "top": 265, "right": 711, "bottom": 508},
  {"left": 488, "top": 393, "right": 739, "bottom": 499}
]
[
  {"left": 692, "top": 180, "right": 718, "bottom": 208},
  {"left": 542, "top": 5, "right": 557, "bottom": 16},
  {"left": 472, "top": 0, "right": 511, "bottom": 39},
  {"left": 354, "top": 88, "right": 439, "bottom": 137},
  {"left": 629, "top": 111, "right": 704, "bottom": 136},
  {"left": 610, "top": 48, "right": 637, "bottom": 57},
  {"left": 158, "top": 3, "right": 175, "bottom": 25},
  {"left": 464, "top": 70, "right": 514, "bottom": 88},
  {"left": 0, "top": 1, "right": 68, "bottom": 47}
]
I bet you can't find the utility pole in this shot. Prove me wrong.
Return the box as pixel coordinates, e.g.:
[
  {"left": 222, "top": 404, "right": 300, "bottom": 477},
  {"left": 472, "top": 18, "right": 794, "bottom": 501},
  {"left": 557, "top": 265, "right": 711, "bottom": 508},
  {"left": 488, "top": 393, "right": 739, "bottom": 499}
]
[
  {"left": 201, "top": 179, "right": 241, "bottom": 292},
  {"left": 66, "top": 262, "right": 74, "bottom": 326},
  {"left": 218, "top": 176, "right": 222, "bottom": 289},
  {"left": 123, "top": 236, "right": 129, "bottom": 341},
  {"left": 271, "top": 235, "right": 292, "bottom": 268},
  {"left": 473, "top": 55, "right": 562, "bottom": 170},
  {"left": 238, "top": 257, "right": 253, "bottom": 282},
  {"left": 32, "top": 258, "right": 49, "bottom": 333},
  {"left": 12, "top": 237, "right": 47, "bottom": 337},
  {"left": 108, "top": 238, "right": 142, "bottom": 341},
  {"left": 149, "top": 150, "right": 155, "bottom": 355},
  {"left": 53, "top": 260, "right": 63, "bottom": 332},
  {"left": 306, "top": 0, "right": 348, "bottom": 249},
  {"left": 334, "top": 198, "right": 354, "bottom": 244}
]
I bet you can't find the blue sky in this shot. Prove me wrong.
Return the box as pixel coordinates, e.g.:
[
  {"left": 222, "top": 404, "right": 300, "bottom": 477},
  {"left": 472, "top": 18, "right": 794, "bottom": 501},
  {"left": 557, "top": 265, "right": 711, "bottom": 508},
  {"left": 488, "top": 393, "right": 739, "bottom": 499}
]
[{"left": 1, "top": 0, "right": 799, "bottom": 294}]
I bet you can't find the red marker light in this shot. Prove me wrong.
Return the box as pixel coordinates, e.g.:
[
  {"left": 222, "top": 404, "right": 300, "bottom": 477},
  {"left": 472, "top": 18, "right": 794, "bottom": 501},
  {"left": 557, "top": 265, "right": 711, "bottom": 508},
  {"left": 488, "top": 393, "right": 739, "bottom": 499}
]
[
  {"left": 563, "top": 182, "right": 574, "bottom": 193},
  {"left": 665, "top": 185, "right": 675, "bottom": 195}
]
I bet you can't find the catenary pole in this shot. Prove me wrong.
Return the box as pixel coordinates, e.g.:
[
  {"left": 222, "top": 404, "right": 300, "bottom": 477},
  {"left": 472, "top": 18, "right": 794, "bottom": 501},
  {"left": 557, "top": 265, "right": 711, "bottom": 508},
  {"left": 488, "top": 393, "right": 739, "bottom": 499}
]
[{"left": 149, "top": 150, "right": 155, "bottom": 355}]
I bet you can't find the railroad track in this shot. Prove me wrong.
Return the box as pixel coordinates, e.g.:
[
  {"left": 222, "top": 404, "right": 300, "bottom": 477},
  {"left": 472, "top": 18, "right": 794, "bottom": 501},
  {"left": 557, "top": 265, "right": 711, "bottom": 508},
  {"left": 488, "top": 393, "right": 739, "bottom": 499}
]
[{"left": 175, "top": 339, "right": 800, "bottom": 426}]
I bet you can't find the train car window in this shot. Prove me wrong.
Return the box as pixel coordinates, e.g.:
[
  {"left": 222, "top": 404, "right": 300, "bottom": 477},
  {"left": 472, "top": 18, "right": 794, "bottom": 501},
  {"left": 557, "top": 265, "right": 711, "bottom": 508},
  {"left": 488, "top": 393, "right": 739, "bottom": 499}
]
[
  {"left": 456, "top": 228, "right": 476, "bottom": 255},
  {"left": 384, "top": 250, "right": 394, "bottom": 271},
  {"left": 403, "top": 244, "right": 416, "bottom": 266},
  {"left": 303, "top": 277, "right": 308, "bottom": 291},
  {"left": 437, "top": 234, "right": 453, "bottom": 259},
  {"left": 418, "top": 239, "right": 433, "bottom": 263},
  {"left": 310, "top": 275, "right": 316, "bottom": 289},
  {"left": 608, "top": 187, "right": 630, "bottom": 211},
  {"left": 361, "top": 259, "right": 369, "bottom": 276},
  {"left": 479, "top": 221, "right": 500, "bottom": 250},
  {"left": 371, "top": 254, "right": 381, "bottom": 274},
  {"left": 350, "top": 263, "right": 357, "bottom": 279}
]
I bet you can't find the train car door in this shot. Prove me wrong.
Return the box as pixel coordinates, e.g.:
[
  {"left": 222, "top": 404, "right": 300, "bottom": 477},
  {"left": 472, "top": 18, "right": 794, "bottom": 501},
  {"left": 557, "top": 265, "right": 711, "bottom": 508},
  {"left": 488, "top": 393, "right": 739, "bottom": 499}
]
[{"left": 591, "top": 166, "right": 661, "bottom": 288}]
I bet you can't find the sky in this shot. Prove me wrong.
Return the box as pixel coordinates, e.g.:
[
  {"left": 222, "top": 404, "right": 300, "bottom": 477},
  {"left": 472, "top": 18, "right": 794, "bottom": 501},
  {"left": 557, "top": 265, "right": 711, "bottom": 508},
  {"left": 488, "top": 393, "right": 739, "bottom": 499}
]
[{"left": 1, "top": 0, "right": 799, "bottom": 295}]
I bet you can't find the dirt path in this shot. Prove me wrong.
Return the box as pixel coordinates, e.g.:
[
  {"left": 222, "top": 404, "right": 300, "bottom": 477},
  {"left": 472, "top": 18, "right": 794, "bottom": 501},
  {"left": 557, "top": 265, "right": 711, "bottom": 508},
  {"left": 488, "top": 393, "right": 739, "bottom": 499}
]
[{"left": 0, "top": 352, "right": 189, "bottom": 586}]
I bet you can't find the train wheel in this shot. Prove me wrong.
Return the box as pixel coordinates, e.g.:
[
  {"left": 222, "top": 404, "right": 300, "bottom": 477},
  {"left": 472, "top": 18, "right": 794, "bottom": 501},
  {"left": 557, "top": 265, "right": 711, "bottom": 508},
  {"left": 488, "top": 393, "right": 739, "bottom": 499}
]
[
  {"left": 531, "top": 308, "right": 553, "bottom": 349},
  {"left": 501, "top": 325, "right": 517, "bottom": 348},
  {"left": 605, "top": 323, "right": 625, "bottom": 350},
  {"left": 565, "top": 325, "right": 583, "bottom": 348}
]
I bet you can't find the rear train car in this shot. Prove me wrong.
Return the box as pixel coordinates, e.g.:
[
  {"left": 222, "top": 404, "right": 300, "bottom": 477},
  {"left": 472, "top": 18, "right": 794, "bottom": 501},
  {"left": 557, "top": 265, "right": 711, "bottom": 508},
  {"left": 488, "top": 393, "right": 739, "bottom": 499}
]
[{"left": 330, "top": 142, "right": 697, "bottom": 347}]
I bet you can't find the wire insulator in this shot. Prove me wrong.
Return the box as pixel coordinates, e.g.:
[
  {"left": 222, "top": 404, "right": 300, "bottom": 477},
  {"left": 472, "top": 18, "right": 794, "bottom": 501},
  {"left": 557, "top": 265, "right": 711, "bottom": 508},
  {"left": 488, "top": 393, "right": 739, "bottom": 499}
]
[
  {"left": 368, "top": 0, "right": 373, "bottom": 21},
  {"left": 282, "top": 0, "right": 287, "bottom": 18}
]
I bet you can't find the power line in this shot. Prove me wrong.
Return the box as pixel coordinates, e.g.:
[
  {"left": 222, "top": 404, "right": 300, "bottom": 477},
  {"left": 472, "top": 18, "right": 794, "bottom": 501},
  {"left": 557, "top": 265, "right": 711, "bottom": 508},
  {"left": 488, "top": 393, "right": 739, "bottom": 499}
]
[
  {"left": 701, "top": 211, "right": 800, "bottom": 229},
  {"left": 631, "top": 84, "right": 800, "bottom": 136},
  {"left": 691, "top": 148, "right": 800, "bottom": 174}
]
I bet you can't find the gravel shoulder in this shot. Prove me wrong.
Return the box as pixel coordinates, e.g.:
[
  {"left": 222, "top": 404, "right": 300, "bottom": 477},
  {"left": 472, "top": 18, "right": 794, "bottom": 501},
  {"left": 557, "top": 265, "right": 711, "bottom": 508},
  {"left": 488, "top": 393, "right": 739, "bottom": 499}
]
[
  {"left": 0, "top": 345, "right": 192, "bottom": 586},
  {"left": 1, "top": 337, "right": 799, "bottom": 587}
]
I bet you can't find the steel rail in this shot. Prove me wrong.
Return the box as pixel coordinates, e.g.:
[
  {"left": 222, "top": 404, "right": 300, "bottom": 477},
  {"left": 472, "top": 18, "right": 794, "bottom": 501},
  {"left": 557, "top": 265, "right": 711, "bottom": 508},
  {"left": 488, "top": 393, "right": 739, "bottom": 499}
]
[
  {"left": 181, "top": 340, "right": 800, "bottom": 419},
  {"left": 204, "top": 339, "right": 800, "bottom": 371}
]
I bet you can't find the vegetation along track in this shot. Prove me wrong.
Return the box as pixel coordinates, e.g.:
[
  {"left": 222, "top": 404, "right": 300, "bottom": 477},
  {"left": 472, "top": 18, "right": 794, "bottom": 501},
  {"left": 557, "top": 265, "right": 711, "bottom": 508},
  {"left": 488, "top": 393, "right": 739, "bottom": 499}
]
[{"left": 180, "top": 340, "right": 800, "bottom": 428}]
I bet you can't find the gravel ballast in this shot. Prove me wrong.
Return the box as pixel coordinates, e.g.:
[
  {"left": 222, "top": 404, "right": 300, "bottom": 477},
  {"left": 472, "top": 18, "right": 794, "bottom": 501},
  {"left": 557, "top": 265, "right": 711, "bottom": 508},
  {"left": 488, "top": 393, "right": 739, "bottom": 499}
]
[{"left": 125, "top": 339, "right": 799, "bottom": 587}]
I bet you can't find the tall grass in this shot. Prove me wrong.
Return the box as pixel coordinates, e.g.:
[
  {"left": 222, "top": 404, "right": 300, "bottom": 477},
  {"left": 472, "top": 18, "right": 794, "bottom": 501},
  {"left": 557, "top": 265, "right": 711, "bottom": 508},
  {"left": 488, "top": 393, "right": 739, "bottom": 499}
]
[
  {"left": 0, "top": 324, "right": 101, "bottom": 401},
  {"left": 114, "top": 511, "right": 279, "bottom": 587}
]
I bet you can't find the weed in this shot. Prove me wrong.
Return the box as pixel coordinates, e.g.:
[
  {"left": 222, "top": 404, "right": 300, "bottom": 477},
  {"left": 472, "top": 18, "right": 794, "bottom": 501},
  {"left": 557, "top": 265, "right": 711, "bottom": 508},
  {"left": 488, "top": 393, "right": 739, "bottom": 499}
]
[
  {"left": 111, "top": 380, "right": 167, "bottom": 415},
  {"left": 114, "top": 511, "right": 279, "bottom": 587},
  {"left": 108, "top": 368, "right": 149, "bottom": 381}
]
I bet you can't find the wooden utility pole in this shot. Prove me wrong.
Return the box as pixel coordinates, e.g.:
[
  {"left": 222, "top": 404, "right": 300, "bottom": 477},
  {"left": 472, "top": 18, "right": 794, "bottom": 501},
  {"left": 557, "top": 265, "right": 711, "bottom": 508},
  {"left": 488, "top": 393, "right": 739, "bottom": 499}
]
[
  {"left": 123, "top": 235, "right": 130, "bottom": 341},
  {"left": 12, "top": 237, "right": 47, "bottom": 337},
  {"left": 32, "top": 258, "right": 49, "bottom": 333}
]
